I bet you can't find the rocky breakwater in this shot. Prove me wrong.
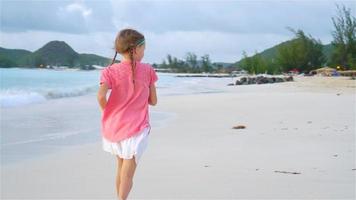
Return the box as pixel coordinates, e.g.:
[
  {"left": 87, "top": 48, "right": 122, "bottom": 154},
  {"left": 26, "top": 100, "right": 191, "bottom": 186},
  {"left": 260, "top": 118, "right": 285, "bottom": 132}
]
[{"left": 229, "top": 75, "right": 294, "bottom": 86}]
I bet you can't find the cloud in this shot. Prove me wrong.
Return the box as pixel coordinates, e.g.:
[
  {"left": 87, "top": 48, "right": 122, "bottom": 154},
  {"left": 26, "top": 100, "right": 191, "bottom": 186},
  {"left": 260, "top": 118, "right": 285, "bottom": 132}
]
[
  {"left": 63, "top": 0, "right": 92, "bottom": 18},
  {"left": 0, "top": 0, "right": 355, "bottom": 63},
  {"left": 108, "top": 0, "right": 355, "bottom": 36},
  {"left": 145, "top": 30, "right": 290, "bottom": 63},
  {"left": 0, "top": 0, "right": 112, "bottom": 34}
]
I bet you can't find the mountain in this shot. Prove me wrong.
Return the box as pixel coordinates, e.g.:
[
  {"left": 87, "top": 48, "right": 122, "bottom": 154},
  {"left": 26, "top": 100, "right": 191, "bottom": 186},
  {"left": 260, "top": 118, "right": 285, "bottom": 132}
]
[
  {"left": 0, "top": 40, "right": 114, "bottom": 68},
  {"left": 234, "top": 40, "right": 334, "bottom": 66},
  {"left": 0, "top": 47, "right": 32, "bottom": 67},
  {"left": 32, "top": 41, "right": 79, "bottom": 67}
]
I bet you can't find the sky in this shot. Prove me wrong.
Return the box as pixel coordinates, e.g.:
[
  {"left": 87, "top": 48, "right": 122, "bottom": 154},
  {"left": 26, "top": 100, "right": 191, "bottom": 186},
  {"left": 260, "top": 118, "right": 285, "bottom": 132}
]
[{"left": 0, "top": 0, "right": 355, "bottom": 64}]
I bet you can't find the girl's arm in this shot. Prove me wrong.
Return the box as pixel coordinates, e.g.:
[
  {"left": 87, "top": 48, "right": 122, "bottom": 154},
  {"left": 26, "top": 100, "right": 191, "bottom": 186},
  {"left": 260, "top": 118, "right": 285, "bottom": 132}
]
[
  {"left": 148, "top": 83, "right": 157, "bottom": 106},
  {"left": 97, "top": 83, "right": 109, "bottom": 111}
]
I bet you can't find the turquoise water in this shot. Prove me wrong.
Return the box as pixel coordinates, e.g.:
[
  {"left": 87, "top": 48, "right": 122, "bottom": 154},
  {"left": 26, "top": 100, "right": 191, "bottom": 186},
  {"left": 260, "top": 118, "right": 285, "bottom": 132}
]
[
  {"left": 0, "top": 68, "right": 232, "bottom": 108},
  {"left": 1, "top": 68, "right": 100, "bottom": 107},
  {"left": 0, "top": 67, "right": 233, "bottom": 165}
]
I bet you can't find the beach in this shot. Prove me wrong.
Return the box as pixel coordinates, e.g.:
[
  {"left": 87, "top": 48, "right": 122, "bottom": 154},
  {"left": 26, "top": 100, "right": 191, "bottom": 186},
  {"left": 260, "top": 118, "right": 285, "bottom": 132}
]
[{"left": 1, "top": 76, "right": 355, "bottom": 199}]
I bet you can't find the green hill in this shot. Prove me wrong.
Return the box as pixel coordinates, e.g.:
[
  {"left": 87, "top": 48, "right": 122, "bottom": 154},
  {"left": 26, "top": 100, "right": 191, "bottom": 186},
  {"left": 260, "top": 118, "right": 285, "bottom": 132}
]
[
  {"left": 32, "top": 41, "right": 79, "bottom": 67},
  {"left": 77, "top": 53, "right": 113, "bottom": 66},
  {"left": 0, "top": 47, "right": 32, "bottom": 67},
  {"left": 235, "top": 40, "right": 334, "bottom": 67},
  {"left": 0, "top": 41, "right": 113, "bottom": 68}
]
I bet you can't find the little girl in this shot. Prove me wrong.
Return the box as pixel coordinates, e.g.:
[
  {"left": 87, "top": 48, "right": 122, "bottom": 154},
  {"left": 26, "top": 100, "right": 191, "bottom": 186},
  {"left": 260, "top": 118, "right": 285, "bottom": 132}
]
[{"left": 97, "top": 28, "right": 158, "bottom": 200}]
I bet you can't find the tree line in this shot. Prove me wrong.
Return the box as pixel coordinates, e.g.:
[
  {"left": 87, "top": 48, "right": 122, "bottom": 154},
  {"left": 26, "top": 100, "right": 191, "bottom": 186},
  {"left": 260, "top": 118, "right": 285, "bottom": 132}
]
[
  {"left": 239, "top": 4, "right": 355, "bottom": 74},
  {"left": 156, "top": 53, "right": 227, "bottom": 73},
  {"left": 156, "top": 4, "right": 355, "bottom": 74},
  {"left": 240, "top": 28, "right": 326, "bottom": 74}
]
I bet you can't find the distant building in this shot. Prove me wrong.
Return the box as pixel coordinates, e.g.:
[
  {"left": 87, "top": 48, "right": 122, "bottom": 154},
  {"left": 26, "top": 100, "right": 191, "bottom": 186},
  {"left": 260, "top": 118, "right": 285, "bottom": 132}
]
[{"left": 288, "top": 68, "right": 299, "bottom": 75}]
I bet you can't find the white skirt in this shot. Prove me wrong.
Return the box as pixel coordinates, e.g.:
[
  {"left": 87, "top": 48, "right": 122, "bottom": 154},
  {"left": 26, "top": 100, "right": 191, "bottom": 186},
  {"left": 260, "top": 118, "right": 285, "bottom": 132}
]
[{"left": 102, "top": 126, "right": 151, "bottom": 165}]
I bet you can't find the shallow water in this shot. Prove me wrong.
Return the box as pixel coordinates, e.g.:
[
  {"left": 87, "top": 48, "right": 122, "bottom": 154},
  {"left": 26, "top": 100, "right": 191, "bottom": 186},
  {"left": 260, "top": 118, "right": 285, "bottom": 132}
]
[
  {"left": 0, "top": 68, "right": 234, "bottom": 108},
  {"left": 1, "top": 67, "right": 233, "bottom": 165}
]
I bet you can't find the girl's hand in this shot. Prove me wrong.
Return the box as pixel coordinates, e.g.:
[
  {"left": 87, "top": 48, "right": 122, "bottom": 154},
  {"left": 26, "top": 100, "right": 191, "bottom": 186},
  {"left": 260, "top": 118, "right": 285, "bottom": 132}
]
[
  {"left": 97, "top": 83, "right": 109, "bottom": 111},
  {"left": 148, "top": 83, "right": 157, "bottom": 106}
]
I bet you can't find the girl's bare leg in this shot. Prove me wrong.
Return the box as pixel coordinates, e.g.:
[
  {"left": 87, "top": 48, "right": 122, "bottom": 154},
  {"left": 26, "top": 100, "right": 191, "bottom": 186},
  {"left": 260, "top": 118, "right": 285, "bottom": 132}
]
[
  {"left": 118, "top": 156, "right": 137, "bottom": 200},
  {"left": 116, "top": 156, "right": 123, "bottom": 198}
]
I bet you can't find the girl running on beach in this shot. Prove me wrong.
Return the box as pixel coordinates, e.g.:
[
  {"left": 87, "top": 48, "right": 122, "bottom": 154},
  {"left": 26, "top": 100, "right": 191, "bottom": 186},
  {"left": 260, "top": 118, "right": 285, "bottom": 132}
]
[{"left": 97, "top": 28, "right": 158, "bottom": 200}]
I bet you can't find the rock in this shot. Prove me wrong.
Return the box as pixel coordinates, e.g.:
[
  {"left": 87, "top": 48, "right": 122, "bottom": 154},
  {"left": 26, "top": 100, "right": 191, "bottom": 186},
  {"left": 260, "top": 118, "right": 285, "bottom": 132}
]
[
  {"left": 233, "top": 125, "right": 246, "bottom": 129},
  {"left": 234, "top": 75, "right": 295, "bottom": 86},
  {"left": 275, "top": 77, "right": 284, "bottom": 82},
  {"left": 256, "top": 76, "right": 268, "bottom": 84},
  {"left": 268, "top": 78, "right": 275, "bottom": 83},
  {"left": 287, "top": 76, "right": 294, "bottom": 81},
  {"left": 274, "top": 170, "right": 301, "bottom": 175}
]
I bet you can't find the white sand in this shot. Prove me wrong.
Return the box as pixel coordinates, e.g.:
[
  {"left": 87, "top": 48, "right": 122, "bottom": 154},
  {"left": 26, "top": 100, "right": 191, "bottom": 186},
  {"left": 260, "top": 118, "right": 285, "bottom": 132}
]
[{"left": 1, "top": 76, "right": 355, "bottom": 199}]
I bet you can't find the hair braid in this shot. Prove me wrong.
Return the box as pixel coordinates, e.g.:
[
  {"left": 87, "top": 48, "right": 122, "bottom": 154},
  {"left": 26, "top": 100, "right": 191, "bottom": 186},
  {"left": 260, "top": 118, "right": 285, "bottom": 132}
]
[
  {"left": 111, "top": 51, "right": 117, "bottom": 65},
  {"left": 129, "top": 48, "right": 136, "bottom": 88},
  {"left": 113, "top": 28, "right": 144, "bottom": 90}
]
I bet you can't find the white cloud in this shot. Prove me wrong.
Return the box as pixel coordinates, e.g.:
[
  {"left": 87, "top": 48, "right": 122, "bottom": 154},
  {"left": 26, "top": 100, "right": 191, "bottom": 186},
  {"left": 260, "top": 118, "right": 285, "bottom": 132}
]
[
  {"left": 65, "top": 0, "right": 92, "bottom": 18},
  {"left": 1, "top": 0, "right": 355, "bottom": 63},
  {"left": 144, "top": 30, "right": 290, "bottom": 63}
]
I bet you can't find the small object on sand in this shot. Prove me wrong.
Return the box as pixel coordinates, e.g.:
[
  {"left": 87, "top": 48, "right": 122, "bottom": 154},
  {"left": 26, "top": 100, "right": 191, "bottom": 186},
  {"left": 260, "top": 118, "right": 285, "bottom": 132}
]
[
  {"left": 336, "top": 93, "right": 341, "bottom": 96},
  {"left": 274, "top": 170, "right": 301, "bottom": 175},
  {"left": 255, "top": 168, "right": 259, "bottom": 171},
  {"left": 204, "top": 165, "right": 210, "bottom": 168},
  {"left": 233, "top": 125, "right": 246, "bottom": 129},
  {"left": 307, "top": 121, "right": 312, "bottom": 124},
  {"left": 333, "top": 154, "right": 338, "bottom": 157},
  {"left": 352, "top": 168, "right": 356, "bottom": 170}
]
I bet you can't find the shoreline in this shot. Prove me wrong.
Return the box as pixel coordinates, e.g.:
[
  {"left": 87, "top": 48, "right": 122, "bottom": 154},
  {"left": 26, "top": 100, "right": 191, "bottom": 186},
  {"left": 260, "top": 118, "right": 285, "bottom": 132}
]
[
  {"left": 0, "top": 92, "right": 177, "bottom": 166},
  {"left": 1, "top": 76, "right": 355, "bottom": 199}
]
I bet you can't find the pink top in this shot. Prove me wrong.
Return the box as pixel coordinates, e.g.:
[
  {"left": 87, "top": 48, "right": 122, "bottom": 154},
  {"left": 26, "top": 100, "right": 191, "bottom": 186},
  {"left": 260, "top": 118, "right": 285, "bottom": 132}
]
[{"left": 99, "top": 60, "right": 158, "bottom": 142}]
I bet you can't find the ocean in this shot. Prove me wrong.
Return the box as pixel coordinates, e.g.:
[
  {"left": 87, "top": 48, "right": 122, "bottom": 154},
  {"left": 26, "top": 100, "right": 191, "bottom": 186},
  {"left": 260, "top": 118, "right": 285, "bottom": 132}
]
[
  {"left": 0, "top": 68, "right": 233, "bottom": 108},
  {"left": 0, "top": 67, "right": 234, "bottom": 165}
]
